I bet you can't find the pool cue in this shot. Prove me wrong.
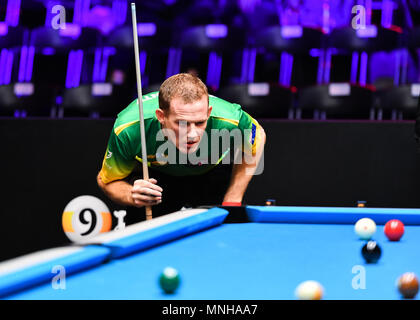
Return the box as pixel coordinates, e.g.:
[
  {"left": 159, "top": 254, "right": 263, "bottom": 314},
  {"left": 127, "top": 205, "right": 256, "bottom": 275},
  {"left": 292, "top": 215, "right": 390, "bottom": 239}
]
[{"left": 131, "top": 3, "right": 153, "bottom": 220}]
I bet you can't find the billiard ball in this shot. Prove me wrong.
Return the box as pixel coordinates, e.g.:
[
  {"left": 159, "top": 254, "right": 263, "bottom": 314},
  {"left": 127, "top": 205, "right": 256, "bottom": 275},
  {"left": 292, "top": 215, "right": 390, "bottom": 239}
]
[
  {"left": 265, "top": 199, "right": 276, "bottom": 206},
  {"left": 159, "top": 267, "right": 180, "bottom": 294},
  {"left": 397, "top": 272, "right": 419, "bottom": 299},
  {"left": 295, "top": 280, "right": 324, "bottom": 300},
  {"left": 354, "top": 218, "right": 376, "bottom": 240},
  {"left": 384, "top": 219, "right": 404, "bottom": 241},
  {"left": 357, "top": 201, "right": 366, "bottom": 208},
  {"left": 361, "top": 241, "right": 382, "bottom": 263},
  {"left": 62, "top": 195, "right": 112, "bottom": 243}
]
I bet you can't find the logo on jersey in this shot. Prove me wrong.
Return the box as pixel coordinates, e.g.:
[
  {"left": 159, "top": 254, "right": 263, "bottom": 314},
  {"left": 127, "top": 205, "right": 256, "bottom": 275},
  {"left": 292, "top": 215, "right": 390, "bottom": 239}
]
[
  {"left": 106, "top": 150, "right": 113, "bottom": 159},
  {"left": 249, "top": 123, "right": 257, "bottom": 145}
]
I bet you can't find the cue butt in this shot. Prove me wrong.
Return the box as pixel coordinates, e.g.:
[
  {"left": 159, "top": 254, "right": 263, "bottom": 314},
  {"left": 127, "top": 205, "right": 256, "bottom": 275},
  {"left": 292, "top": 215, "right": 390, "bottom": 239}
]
[{"left": 146, "top": 206, "right": 152, "bottom": 220}]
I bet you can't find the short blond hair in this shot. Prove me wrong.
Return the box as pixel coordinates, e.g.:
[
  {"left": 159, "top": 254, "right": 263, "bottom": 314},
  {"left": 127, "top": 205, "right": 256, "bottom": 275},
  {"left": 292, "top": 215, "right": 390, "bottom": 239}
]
[{"left": 159, "top": 73, "right": 209, "bottom": 112}]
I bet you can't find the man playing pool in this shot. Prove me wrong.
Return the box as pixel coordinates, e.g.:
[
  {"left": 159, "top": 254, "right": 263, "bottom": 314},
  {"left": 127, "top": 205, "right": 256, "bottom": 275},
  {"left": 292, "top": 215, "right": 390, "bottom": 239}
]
[{"left": 97, "top": 73, "right": 266, "bottom": 221}]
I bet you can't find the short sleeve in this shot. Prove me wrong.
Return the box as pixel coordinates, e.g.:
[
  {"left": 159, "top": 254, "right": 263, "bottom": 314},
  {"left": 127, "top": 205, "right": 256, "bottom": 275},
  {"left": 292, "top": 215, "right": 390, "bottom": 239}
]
[
  {"left": 99, "top": 130, "right": 137, "bottom": 184},
  {"left": 237, "top": 109, "right": 263, "bottom": 156}
]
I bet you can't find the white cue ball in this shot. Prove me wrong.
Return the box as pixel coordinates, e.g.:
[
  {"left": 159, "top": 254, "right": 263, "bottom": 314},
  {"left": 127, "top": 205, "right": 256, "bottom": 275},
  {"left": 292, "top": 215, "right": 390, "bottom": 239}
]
[
  {"left": 295, "top": 280, "right": 324, "bottom": 300},
  {"left": 354, "top": 218, "right": 377, "bottom": 240}
]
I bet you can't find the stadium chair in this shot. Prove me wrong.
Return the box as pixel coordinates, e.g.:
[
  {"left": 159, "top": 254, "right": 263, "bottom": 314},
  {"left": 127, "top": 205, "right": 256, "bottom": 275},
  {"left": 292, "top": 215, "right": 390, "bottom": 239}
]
[
  {"left": 376, "top": 85, "right": 419, "bottom": 120},
  {"left": 218, "top": 83, "right": 293, "bottom": 119},
  {"left": 0, "top": 25, "right": 40, "bottom": 117},
  {"left": 296, "top": 25, "right": 403, "bottom": 119},
  {"left": 172, "top": 24, "right": 247, "bottom": 92},
  {"left": 61, "top": 83, "right": 121, "bottom": 118},
  {"left": 103, "top": 22, "right": 172, "bottom": 111},
  {"left": 249, "top": 25, "right": 325, "bottom": 119},
  {"left": 372, "top": 24, "right": 420, "bottom": 120},
  {"left": 25, "top": 26, "right": 102, "bottom": 117}
]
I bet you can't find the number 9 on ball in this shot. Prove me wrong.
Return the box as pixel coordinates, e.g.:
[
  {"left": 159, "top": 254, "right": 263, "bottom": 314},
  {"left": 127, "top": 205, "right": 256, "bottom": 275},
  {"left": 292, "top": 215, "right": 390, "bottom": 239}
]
[{"left": 62, "top": 195, "right": 112, "bottom": 243}]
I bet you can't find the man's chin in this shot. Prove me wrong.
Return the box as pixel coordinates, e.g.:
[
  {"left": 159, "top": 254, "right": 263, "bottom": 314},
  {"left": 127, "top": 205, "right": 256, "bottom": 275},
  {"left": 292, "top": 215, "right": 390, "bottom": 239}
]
[{"left": 178, "top": 143, "right": 198, "bottom": 154}]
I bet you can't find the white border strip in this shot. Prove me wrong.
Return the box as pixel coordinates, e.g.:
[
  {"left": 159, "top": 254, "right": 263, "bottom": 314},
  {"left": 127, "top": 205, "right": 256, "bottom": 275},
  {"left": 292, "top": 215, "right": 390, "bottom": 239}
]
[
  {"left": 0, "top": 246, "right": 84, "bottom": 277},
  {"left": 82, "top": 208, "right": 208, "bottom": 244},
  {"left": 0, "top": 208, "right": 209, "bottom": 277}
]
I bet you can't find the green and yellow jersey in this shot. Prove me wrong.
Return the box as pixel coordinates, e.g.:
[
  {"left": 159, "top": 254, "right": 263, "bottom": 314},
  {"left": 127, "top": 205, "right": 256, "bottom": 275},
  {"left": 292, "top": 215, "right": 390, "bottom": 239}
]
[{"left": 99, "top": 92, "right": 262, "bottom": 184}]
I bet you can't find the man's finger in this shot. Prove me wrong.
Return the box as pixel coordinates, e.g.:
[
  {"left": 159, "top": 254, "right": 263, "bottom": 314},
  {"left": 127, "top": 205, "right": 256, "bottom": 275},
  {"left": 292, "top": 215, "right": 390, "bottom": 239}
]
[
  {"left": 133, "top": 194, "right": 162, "bottom": 202},
  {"left": 140, "top": 187, "right": 162, "bottom": 197},
  {"left": 133, "top": 179, "right": 163, "bottom": 193},
  {"left": 133, "top": 199, "right": 161, "bottom": 207},
  {"left": 132, "top": 184, "right": 162, "bottom": 196},
  {"left": 143, "top": 181, "right": 163, "bottom": 193},
  {"left": 147, "top": 199, "right": 162, "bottom": 204},
  {"left": 133, "top": 198, "right": 162, "bottom": 207}
]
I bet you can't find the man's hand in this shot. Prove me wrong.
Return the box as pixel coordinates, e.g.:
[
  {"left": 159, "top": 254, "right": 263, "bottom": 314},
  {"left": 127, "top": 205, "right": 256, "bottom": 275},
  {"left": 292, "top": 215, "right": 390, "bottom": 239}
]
[{"left": 131, "top": 178, "right": 163, "bottom": 208}]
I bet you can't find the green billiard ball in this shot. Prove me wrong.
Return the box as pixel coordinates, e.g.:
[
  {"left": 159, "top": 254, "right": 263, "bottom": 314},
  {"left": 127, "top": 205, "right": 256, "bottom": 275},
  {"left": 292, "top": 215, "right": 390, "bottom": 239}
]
[{"left": 159, "top": 267, "right": 180, "bottom": 294}]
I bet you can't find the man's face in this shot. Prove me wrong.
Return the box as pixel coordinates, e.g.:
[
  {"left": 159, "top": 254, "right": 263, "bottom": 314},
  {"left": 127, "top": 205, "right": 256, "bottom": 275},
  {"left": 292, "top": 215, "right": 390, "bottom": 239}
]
[{"left": 156, "top": 96, "right": 212, "bottom": 154}]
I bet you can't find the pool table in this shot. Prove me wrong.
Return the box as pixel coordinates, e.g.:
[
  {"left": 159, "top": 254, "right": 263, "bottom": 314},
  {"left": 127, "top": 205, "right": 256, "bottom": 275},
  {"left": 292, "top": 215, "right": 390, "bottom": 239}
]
[{"left": 1, "top": 205, "right": 420, "bottom": 300}]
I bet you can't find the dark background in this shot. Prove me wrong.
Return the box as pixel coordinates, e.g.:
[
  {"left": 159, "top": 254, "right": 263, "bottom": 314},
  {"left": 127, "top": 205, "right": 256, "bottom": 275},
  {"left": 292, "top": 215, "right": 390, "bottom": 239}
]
[
  {"left": 1, "top": 118, "right": 419, "bottom": 262},
  {"left": 1, "top": 0, "right": 420, "bottom": 266}
]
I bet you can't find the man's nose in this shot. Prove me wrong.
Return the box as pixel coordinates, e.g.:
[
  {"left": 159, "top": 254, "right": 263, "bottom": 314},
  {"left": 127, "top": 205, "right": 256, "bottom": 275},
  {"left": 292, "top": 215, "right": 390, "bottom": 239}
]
[
  {"left": 188, "top": 124, "right": 197, "bottom": 134},
  {"left": 187, "top": 125, "right": 200, "bottom": 139}
]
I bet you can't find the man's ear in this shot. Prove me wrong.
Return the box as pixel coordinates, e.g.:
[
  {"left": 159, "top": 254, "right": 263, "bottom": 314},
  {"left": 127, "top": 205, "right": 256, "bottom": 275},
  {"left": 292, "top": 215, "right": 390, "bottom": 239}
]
[
  {"left": 208, "top": 105, "right": 213, "bottom": 117},
  {"left": 156, "top": 108, "right": 165, "bottom": 124}
]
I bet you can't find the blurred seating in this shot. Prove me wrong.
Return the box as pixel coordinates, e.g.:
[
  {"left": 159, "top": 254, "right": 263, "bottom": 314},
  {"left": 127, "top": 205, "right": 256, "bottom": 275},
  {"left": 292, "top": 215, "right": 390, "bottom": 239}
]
[
  {"left": 19, "top": 0, "right": 46, "bottom": 29},
  {"left": 172, "top": 24, "right": 247, "bottom": 92},
  {"left": 218, "top": 83, "right": 293, "bottom": 119},
  {"left": 373, "top": 29, "right": 419, "bottom": 120},
  {"left": 297, "top": 83, "right": 375, "bottom": 119},
  {"left": 245, "top": 25, "right": 325, "bottom": 119},
  {"left": 143, "top": 83, "right": 161, "bottom": 95},
  {"left": 0, "top": 25, "right": 34, "bottom": 117},
  {"left": 61, "top": 83, "right": 121, "bottom": 118},
  {"left": 104, "top": 22, "right": 172, "bottom": 112},
  {"left": 1, "top": 0, "right": 418, "bottom": 120},
  {"left": 296, "top": 25, "right": 403, "bottom": 119},
  {"left": 254, "top": 25, "right": 326, "bottom": 55},
  {"left": 371, "top": 25, "right": 419, "bottom": 120},
  {"left": 376, "top": 85, "right": 419, "bottom": 120},
  {"left": 329, "top": 26, "right": 402, "bottom": 52},
  {"left": 27, "top": 26, "right": 102, "bottom": 117},
  {"left": 407, "top": 25, "right": 420, "bottom": 48}
]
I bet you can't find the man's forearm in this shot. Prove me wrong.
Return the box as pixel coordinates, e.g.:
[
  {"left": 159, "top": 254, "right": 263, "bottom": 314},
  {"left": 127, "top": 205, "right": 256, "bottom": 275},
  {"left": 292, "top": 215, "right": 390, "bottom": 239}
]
[
  {"left": 223, "top": 129, "right": 266, "bottom": 203},
  {"left": 97, "top": 174, "right": 135, "bottom": 207},
  {"left": 223, "top": 163, "right": 253, "bottom": 203}
]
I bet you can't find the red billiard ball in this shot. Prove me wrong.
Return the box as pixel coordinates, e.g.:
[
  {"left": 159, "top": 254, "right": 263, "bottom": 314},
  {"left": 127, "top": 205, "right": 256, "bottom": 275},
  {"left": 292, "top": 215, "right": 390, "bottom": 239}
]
[{"left": 384, "top": 219, "right": 404, "bottom": 241}]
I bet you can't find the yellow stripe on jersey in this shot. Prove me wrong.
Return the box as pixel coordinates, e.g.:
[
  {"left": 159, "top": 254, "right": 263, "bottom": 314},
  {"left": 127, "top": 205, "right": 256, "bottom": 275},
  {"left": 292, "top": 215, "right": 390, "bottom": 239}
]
[
  {"left": 212, "top": 116, "right": 239, "bottom": 126},
  {"left": 99, "top": 167, "right": 130, "bottom": 184},
  {"left": 114, "top": 120, "right": 138, "bottom": 136}
]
